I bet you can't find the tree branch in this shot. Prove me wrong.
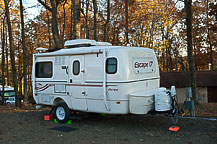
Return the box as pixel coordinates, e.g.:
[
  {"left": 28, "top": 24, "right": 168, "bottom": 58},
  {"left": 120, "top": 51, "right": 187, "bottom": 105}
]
[
  {"left": 80, "top": 9, "right": 86, "bottom": 19},
  {"left": 98, "top": 12, "right": 106, "bottom": 22},
  {"left": 38, "top": 0, "right": 52, "bottom": 12}
]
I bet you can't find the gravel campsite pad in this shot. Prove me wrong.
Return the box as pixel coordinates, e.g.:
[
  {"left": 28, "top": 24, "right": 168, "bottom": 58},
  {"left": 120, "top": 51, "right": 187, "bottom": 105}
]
[{"left": 0, "top": 108, "right": 217, "bottom": 144}]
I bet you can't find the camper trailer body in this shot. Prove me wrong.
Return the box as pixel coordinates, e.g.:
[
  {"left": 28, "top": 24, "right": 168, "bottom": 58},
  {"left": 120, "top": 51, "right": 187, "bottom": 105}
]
[{"left": 32, "top": 41, "right": 160, "bottom": 115}]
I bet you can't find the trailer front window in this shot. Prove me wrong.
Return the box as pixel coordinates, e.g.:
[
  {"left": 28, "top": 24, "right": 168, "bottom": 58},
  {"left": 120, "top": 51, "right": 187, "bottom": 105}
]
[
  {"left": 36, "top": 62, "right": 53, "bottom": 78},
  {"left": 106, "top": 58, "right": 117, "bottom": 74}
]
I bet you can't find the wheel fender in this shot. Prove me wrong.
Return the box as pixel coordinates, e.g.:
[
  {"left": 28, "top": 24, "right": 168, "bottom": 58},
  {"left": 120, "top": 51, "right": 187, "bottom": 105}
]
[{"left": 53, "top": 97, "right": 73, "bottom": 110}]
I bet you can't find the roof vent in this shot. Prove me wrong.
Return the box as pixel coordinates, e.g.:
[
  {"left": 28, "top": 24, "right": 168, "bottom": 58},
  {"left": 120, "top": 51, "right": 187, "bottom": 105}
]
[
  {"left": 64, "top": 39, "right": 96, "bottom": 48},
  {"left": 96, "top": 42, "right": 112, "bottom": 46}
]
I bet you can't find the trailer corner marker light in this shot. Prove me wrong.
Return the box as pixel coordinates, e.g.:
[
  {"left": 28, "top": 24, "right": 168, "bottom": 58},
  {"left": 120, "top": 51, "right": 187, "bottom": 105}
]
[
  {"left": 116, "top": 101, "right": 120, "bottom": 104},
  {"left": 169, "top": 126, "right": 180, "bottom": 132}
]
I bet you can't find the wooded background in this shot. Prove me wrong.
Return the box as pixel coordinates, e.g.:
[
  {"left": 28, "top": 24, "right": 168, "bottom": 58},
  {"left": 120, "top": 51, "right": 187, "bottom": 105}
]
[{"left": 0, "top": 0, "right": 216, "bottom": 105}]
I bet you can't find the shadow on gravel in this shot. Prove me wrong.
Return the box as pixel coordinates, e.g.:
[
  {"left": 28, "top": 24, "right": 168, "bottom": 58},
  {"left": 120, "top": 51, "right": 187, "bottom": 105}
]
[{"left": 50, "top": 126, "right": 78, "bottom": 132}]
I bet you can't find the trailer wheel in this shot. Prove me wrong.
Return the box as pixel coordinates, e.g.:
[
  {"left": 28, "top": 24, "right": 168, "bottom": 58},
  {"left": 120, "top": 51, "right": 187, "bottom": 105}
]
[{"left": 54, "top": 102, "right": 71, "bottom": 123}]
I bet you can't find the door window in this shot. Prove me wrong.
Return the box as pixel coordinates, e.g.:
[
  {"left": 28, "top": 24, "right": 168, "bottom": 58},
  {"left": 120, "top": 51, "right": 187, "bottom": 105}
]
[{"left": 73, "top": 60, "right": 80, "bottom": 75}]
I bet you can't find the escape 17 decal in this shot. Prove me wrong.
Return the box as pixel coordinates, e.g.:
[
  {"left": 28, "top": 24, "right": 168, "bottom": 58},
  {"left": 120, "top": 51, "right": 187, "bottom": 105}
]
[{"left": 132, "top": 57, "right": 155, "bottom": 74}]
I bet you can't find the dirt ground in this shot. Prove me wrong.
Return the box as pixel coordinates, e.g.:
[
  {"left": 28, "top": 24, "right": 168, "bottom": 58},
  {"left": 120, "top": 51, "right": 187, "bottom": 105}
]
[{"left": 0, "top": 104, "right": 217, "bottom": 144}]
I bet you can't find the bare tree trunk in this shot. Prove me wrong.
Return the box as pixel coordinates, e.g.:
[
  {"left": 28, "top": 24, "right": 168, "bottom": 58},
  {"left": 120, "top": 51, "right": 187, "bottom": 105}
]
[
  {"left": 18, "top": 41, "right": 22, "bottom": 94},
  {"left": 166, "top": 47, "right": 168, "bottom": 72},
  {"left": 1, "top": 16, "right": 6, "bottom": 105},
  {"left": 73, "top": 0, "right": 81, "bottom": 39},
  {"left": 70, "top": 0, "right": 73, "bottom": 39},
  {"left": 116, "top": 32, "right": 119, "bottom": 45},
  {"left": 115, "top": 30, "right": 120, "bottom": 45},
  {"left": 62, "top": 1, "right": 66, "bottom": 47},
  {"left": 19, "top": 0, "right": 27, "bottom": 103},
  {"left": 6, "top": 31, "right": 9, "bottom": 86},
  {"left": 112, "top": 27, "right": 115, "bottom": 45},
  {"left": 4, "top": 0, "right": 20, "bottom": 108},
  {"left": 38, "top": 0, "right": 61, "bottom": 49},
  {"left": 193, "top": 43, "right": 198, "bottom": 70},
  {"left": 165, "top": 32, "right": 169, "bottom": 72},
  {"left": 175, "top": 45, "right": 179, "bottom": 72},
  {"left": 47, "top": 12, "right": 52, "bottom": 49},
  {"left": 27, "top": 65, "right": 30, "bottom": 100},
  {"left": 162, "top": 52, "right": 165, "bottom": 71},
  {"left": 149, "top": 21, "right": 154, "bottom": 48},
  {"left": 161, "top": 26, "right": 165, "bottom": 71},
  {"left": 104, "top": 0, "right": 110, "bottom": 42},
  {"left": 50, "top": 0, "right": 61, "bottom": 48},
  {"left": 45, "top": 0, "right": 52, "bottom": 49},
  {"left": 85, "top": 0, "right": 90, "bottom": 39},
  {"left": 93, "top": 0, "right": 98, "bottom": 41},
  {"left": 168, "top": 49, "right": 173, "bottom": 71},
  {"left": 207, "top": 0, "right": 213, "bottom": 70},
  {"left": 125, "top": 0, "right": 129, "bottom": 44},
  {"left": 175, "top": 55, "right": 178, "bottom": 71},
  {"left": 184, "top": 0, "right": 198, "bottom": 103}
]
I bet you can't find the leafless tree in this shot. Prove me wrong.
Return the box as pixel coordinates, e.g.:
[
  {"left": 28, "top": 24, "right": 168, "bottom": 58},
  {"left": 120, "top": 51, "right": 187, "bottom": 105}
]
[
  {"left": 38, "top": 0, "right": 62, "bottom": 49},
  {"left": 184, "top": 0, "right": 198, "bottom": 103},
  {"left": 4, "top": 0, "right": 20, "bottom": 107}
]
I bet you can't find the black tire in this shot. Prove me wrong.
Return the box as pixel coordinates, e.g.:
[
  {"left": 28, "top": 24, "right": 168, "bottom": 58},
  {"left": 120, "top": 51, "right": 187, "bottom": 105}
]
[{"left": 54, "top": 102, "right": 71, "bottom": 123}]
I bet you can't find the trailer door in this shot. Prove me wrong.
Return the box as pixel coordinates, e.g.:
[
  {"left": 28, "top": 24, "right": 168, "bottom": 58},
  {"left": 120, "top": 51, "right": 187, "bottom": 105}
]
[{"left": 69, "top": 55, "right": 87, "bottom": 111}]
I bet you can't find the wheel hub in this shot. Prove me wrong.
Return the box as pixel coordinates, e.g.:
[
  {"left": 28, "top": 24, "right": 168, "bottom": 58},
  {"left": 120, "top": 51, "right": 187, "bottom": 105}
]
[{"left": 56, "top": 107, "right": 66, "bottom": 120}]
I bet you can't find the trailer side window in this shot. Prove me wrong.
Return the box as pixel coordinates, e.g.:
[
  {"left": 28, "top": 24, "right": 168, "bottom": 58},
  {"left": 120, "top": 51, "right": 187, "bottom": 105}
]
[
  {"left": 73, "top": 60, "right": 80, "bottom": 75},
  {"left": 36, "top": 62, "right": 52, "bottom": 78},
  {"left": 106, "top": 58, "right": 117, "bottom": 74}
]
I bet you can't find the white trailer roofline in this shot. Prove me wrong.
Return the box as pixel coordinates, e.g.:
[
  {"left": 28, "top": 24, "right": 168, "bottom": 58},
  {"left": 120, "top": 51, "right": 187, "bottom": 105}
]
[
  {"left": 34, "top": 49, "right": 103, "bottom": 57},
  {"left": 34, "top": 46, "right": 155, "bottom": 57}
]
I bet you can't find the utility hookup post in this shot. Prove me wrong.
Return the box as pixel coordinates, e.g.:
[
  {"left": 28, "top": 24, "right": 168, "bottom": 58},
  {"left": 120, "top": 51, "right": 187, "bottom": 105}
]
[
  {"left": 208, "top": 63, "right": 211, "bottom": 71},
  {"left": 184, "top": 87, "right": 195, "bottom": 117}
]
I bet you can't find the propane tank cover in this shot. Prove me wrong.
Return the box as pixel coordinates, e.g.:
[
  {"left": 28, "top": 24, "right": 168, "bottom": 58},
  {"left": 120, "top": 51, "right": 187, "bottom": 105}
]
[{"left": 155, "top": 88, "right": 171, "bottom": 111}]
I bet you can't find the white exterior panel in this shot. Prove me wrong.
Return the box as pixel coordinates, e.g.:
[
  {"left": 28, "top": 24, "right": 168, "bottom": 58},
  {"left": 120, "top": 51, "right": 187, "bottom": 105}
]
[{"left": 32, "top": 44, "right": 160, "bottom": 114}]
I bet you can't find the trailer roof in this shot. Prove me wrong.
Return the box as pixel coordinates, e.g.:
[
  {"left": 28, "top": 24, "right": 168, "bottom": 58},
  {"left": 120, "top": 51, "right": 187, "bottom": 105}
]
[
  {"left": 0, "top": 86, "right": 14, "bottom": 91},
  {"left": 34, "top": 46, "right": 155, "bottom": 57}
]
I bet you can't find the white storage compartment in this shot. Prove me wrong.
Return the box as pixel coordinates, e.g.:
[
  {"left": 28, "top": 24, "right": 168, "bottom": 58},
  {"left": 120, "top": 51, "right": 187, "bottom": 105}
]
[{"left": 129, "top": 90, "right": 156, "bottom": 114}]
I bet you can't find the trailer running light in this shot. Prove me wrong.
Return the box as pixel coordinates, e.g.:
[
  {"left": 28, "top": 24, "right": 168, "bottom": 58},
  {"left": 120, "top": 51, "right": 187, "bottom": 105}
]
[
  {"left": 35, "top": 94, "right": 38, "bottom": 96},
  {"left": 116, "top": 102, "right": 120, "bottom": 104}
]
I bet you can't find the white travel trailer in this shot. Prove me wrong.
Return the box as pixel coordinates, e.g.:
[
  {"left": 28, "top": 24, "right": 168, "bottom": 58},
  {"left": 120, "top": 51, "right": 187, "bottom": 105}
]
[
  {"left": 32, "top": 39, "right": 173, "bottom": 123},
  {"left": 0, "top": 86, "right": 16, "bottom": 104}
]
